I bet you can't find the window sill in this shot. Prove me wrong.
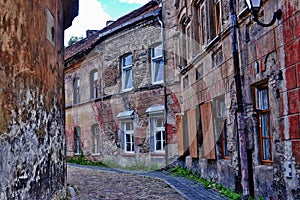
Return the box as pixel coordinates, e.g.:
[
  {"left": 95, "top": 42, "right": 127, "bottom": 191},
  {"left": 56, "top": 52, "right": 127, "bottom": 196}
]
[
  {"left": 261, "top": 160, "right": 273, "bottom": 166},
  {"left": 222, "top": 156, "right": 230, "bottom": 160},
  {"left": 122, "top": 152, "right": 135, "bottom": 157},
  {"left": 120, "top": 88, "right": 134, "bottom": 93},
  {"left": 150, "top": 152, "right": 165, "bottom": 157},
  {"left": 152, "top": 81, "right": 164, "bottom": 85}
]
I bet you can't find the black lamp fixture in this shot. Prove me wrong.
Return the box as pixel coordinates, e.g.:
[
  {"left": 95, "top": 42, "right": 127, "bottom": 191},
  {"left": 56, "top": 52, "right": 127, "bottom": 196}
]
[{"left": 246, "top": 0, "right": 282, "bottom": 27}]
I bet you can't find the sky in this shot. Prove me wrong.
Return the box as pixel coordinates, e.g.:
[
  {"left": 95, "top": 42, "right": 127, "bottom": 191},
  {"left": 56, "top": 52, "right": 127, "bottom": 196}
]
[{"left": 64, "top": 0, "right": 150, "bottom": 46}]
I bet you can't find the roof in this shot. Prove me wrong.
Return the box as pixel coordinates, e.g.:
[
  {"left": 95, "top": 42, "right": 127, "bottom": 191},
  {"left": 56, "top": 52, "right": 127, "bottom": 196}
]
[{"left": 64, "top": 0, "right": 160, "bottom": 64}]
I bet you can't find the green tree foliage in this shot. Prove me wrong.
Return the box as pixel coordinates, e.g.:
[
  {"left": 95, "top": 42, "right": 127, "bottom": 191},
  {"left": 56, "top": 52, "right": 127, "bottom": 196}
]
[{"left": 68, "top": 35, "right": 84, "bottom": 46}]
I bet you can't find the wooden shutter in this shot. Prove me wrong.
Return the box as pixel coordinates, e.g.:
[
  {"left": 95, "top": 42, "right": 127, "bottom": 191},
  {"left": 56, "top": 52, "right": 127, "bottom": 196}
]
[
  {"left": 176, "top": 114, "right": 184, "bottom": 156},
  {"left": 187, "top": 109, "right": 198, "bottom": 158},
  {"left": 200, "top": 102, "right": 216, "bottom": 159}
]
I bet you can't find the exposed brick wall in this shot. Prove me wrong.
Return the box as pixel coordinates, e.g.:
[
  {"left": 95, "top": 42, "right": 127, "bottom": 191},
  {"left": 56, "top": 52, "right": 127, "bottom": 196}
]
[{"left": 65, "top": 4, "right": 181, "bottom": 168}]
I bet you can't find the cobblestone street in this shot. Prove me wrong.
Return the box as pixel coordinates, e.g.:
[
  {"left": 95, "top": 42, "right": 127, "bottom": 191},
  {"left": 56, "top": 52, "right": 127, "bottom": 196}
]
[{"left": 67, "top": 164, "right": 227, "bottom": 200}]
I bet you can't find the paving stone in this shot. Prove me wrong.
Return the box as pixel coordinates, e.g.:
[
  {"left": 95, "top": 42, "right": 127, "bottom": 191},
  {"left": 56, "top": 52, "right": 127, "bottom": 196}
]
[{"left": 67, "top": 164, "right": 228, "bottom": 200}]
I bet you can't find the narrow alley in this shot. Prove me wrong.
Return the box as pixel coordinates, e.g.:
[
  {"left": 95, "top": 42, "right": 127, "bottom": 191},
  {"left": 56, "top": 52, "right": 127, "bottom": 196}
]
[{"left": 67, "top": 164, "right": 228, "bottom": 200}]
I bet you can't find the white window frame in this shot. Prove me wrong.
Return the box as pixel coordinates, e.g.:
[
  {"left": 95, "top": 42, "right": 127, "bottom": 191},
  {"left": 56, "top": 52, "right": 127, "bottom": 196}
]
[
  {"left": 151, "top": 44, "right": 164, "bottom": 84},
  {"left": 150, "top": 116, "right": 165, "bottom": 153},
  {"left": 122, "top": 54, "right": 133, "bottom": 91},
  {"left": 121, "top": 121, "right": 135, "bottom": 153}
]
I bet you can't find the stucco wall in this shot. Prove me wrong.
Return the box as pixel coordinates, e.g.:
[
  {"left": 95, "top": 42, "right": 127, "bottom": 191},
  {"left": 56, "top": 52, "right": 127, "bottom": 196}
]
[
  {"left": 65, "top": 12, "right": 181, "bottom": 168},
  {"left": 0, "top": 1, "right": 76, "bottom": 199}
]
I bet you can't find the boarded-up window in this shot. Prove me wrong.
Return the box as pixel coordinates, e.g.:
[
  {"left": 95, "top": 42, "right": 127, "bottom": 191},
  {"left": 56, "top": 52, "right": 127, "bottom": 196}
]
[
  {"left": 187, "top": 109, "right": 198, "bottom": 158},
  {"left": 176, "top": 114, "right": 184, "bottom": 156},
  {"left": 200, "top": 102, "right": 216, "bottom": 159}
]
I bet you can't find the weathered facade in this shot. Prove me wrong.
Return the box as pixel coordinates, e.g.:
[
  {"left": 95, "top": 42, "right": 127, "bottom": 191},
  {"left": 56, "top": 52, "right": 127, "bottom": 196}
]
[
  {"left": 162, "top": 0, "right": 299, "bottom": 199},
  {"left": 0, "top": 0, "right": 78, "bottom": 199},
  {"left": 65, "top": 1, "right": 181, "bottom": 169}
]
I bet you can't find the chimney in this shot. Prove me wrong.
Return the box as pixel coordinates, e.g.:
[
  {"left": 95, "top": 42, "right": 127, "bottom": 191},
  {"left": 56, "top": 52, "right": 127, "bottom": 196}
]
[
  {"left": 106, "top": 20, "right": 114, "bottom": 26},
  {"left": 86, "top": 30, "right": 99, "bottom": 37}
]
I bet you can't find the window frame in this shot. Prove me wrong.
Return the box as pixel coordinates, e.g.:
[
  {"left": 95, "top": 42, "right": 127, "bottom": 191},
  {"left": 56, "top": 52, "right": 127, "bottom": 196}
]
[
  {"left": 214, "top": 0, "right": 222, "bottom": 36},
  {"left": 254, "top": 84, "right": 272, "bottom": 164},
  {"left": 121, "top": 54, "right": 133, "bottom": 91},
  {"left": 151, "top": 44, "right": 164, "bottom": 84},
  {"left": 221, "top": 119, "right": 229, "bottom": 159},
  {"left": 121, "top": 120, "right": 135, "bottom": 153},
  {"left": 73, "top": 77, "right": 80, "bottom": 104},
  {"left": 92, "top": 124, "right": 100, "bottom": 154},
  {"left": 74, "top": 126, "right": 81, "bottom": 154},
  {"left": 90, "top": 70, "right": 99, "bottom": 100},
  {"left": 150, "top": 116, "right": 166, "bottom": 153}
]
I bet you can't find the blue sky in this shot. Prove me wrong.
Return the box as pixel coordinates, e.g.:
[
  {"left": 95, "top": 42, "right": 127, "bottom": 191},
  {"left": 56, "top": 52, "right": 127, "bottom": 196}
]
[{"left": 64, "top": 0, "right": 150, "bottom": 46}]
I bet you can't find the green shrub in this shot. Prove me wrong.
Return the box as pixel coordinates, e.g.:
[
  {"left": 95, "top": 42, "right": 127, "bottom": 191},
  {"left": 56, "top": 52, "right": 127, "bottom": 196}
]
[{"left": 169, "top": 166, "right": 242, "bottom": 200}]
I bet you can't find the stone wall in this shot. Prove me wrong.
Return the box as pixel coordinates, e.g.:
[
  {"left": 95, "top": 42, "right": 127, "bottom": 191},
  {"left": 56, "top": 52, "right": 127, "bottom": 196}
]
[
  {"left": 0, "top": 1, "right": 77, "bottom": 199},
  {"left": 65, "top": 6, "right": 181, "bottom": 168},
  {"left": 163, "top": 0, "right": 300, "bottom": 199}
]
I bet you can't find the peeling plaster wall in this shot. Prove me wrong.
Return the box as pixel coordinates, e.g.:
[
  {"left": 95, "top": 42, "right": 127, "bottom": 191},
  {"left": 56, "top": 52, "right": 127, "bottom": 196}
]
[
  {"left": 0, "top": 1, "right": 75, "bottom": 199},
  {"left": 65, "top": 12, "right": 181, "bottom": 168},
  {"left": 164, "top": 0, "right": 299, "bottom": 199}
]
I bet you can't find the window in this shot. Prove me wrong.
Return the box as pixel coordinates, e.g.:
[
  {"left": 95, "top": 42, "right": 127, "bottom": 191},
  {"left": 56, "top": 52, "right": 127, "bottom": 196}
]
[
  {"left": 73, "top": 77, "right": 80, "bottom": 104},
  {"left": 150, "top": 116, "right": 165, "bottom": 152},
  {"left": 92, "top": 124, "right": 100, "bottom": 154},
  {"left": 194, "top": 0, "right": 222, "bottom": 46},
  {"left": 90, "top": 70, "right": 99, "bottom": 99},
  {"left": 179, "top": 19, "right": 187, "bottom": 67},
  {"left": 200, "top": 5, "right": 207, "bottom": 45},
  {"left": 183, "top": 75, "right": 189, "bottom": 88},
  {"left": 151, "top": 44, "right": 164, "bottom": 84},
  {"left": 121, "top": 121, "right": 134, "bottom": 153},
  {"left": 74, "top": 127, "right": 81, "bottom": 154},
  {"left": 221, "top": 120, "right": 229, "bottom": 158},
  {"left": 196, "top": 65, "right": 203, "bottom": 80},
  {"left": 214, "top": 0, "right": 221, "bottom": 36},
  {"left": 122, "top": 54, "right": 133, "bottom": 91},
  {"left": 214, "top": 96, "right": 228, "bottom": 159},
  {"left": 255, "top": 85, "right": 272, "bottom": 163}
]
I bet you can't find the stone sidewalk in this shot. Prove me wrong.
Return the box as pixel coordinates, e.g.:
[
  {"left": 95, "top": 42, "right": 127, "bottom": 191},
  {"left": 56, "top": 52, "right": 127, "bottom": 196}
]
[{"left": 67, "top": 164, "right": 228, "bottom": 200}]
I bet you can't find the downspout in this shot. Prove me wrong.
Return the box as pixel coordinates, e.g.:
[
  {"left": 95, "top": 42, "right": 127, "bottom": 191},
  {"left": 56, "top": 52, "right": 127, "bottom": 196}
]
[
  {"left": 229, "top": 0, "right": 250, "bottom": 198},
  {"left": 155, "top": 1, "right": 168, "bottom": 167}
]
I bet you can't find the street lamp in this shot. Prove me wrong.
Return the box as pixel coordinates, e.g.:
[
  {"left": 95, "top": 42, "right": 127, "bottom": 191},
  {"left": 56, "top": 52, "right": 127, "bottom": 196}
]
[{"left": 245, "top": 0, "right": 282, "bottom": 27}]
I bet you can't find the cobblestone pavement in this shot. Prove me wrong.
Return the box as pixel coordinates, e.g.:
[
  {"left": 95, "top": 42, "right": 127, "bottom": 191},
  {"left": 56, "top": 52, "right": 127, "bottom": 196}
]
[{"left": 67, "top": 164, "right": 227, "bottom": 200}]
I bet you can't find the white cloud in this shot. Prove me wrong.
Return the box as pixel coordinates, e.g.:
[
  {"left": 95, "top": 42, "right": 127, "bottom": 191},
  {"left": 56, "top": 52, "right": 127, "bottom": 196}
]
[
  {"left": 119, "top": 0, "right": 150, "bottom": 4},
  {"left": 64, "top": 0, "right": 112, "bottom": 46}
]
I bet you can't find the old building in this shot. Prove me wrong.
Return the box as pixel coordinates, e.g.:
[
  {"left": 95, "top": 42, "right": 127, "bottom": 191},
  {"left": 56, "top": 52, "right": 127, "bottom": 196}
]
[
  {"left": 64, "top": 1, "right": 181, "bottom": 169},
  {"left": 0, "top": 0, "right": 78, "bottom": 199},
  {"left": 162, "top": 0, "right": 299, "bottom": 199}
]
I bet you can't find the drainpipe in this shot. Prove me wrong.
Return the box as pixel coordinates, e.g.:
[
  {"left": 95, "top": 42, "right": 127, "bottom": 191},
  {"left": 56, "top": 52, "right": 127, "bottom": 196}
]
[
  {"left": 229, "top": 0, "right": 250, "bottom": 198},
  {"left": 154, "top": 0, "right": 168, "bottom": 167}
]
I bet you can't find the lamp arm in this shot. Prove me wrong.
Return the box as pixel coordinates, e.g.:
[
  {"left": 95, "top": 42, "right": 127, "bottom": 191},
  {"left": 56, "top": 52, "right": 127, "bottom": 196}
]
[{"left": 252, "top": 9, "right": 282, "bottom": 27}]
